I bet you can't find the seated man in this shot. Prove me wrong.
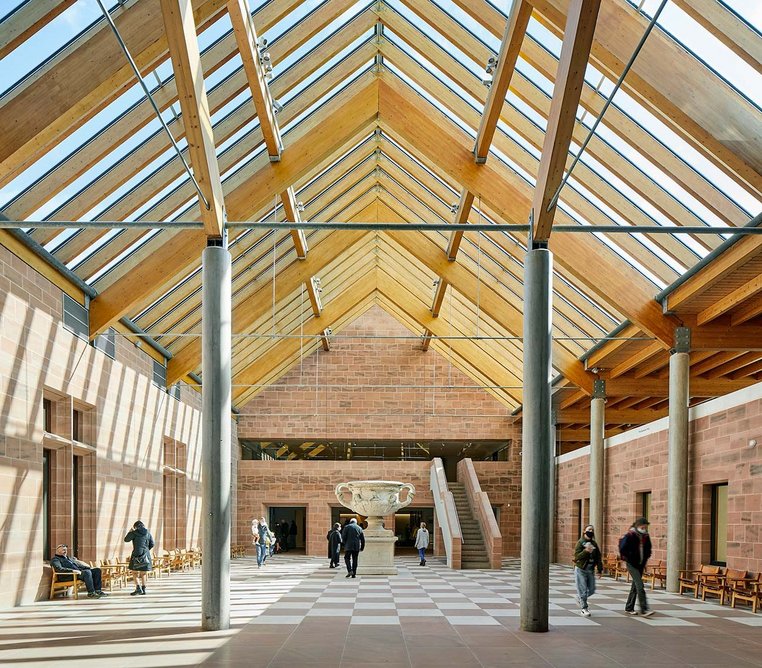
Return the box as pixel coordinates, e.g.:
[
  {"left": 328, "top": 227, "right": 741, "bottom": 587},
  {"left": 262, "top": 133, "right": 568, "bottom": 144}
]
[{"left": 50, "top": 544, "right": 108, "bottom": 598}]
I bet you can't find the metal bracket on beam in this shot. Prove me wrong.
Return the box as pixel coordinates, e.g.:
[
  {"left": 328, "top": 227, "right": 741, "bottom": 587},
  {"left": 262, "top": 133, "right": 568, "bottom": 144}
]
[
  {"left": 592, "top": 378, "right": 606, "bottom": 399},
  {"left": 473, "top": 149, "right": 487, "bottom": 165},
  {"left": 673, "top": 326, "right": 691, "bottom": 354}
]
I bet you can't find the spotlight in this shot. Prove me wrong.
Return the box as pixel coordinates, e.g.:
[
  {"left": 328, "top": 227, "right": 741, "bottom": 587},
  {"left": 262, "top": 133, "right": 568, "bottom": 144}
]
[
  {"left": 481, "top": 78, "right": 493, "bottom": 88},
  {"left": 296, "top": 201, "right": 305, "bottom": 213},
  {"left": 272, "top": 100, "right": 284, "bottom": 114},
  {"left": 449, "top": 202, "right": 458, "bottom": 214}
]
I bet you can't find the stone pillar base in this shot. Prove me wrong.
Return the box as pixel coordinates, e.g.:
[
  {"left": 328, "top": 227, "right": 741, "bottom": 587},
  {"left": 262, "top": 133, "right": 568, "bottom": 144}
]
[{"left": 356, "top": 529, "right": 398, "bottom": 575}]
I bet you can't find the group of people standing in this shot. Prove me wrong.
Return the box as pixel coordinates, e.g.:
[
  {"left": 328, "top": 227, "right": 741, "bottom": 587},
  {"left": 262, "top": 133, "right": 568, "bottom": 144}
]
[
  {"left": 326, "top": 519, "right": 430, "bottom": 576},
  {"left": 573, "top": 516, "right": 654, "bottom": 618}
]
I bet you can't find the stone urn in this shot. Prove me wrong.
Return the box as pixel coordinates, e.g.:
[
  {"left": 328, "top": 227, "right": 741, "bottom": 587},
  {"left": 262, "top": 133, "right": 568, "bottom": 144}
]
[{"left": 335, "top": 480, "right": 416, "bottom": 575}]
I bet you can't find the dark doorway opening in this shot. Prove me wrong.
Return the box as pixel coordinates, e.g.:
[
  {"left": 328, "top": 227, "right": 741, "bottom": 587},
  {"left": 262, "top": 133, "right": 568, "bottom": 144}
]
[{"left": 268, "top": 506, "right": 306, "bottom": 552}]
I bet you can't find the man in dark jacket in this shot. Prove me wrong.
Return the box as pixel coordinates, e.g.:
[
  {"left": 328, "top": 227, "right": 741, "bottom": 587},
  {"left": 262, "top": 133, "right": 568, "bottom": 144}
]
[
  {"left": 341, "top": 518, "right": 365, "bottom": 578},
  {"left": 50, "top": 544, "right": 108, "bottom": 598},
  {"left": 619, "top": 517, "right": 654, "bottom": 617},
  {"left": 573, "top": 525, "right": 602, "bottom": 617},
  {"left": 327, "top": 522, "right": 342, "bottom": 568}
]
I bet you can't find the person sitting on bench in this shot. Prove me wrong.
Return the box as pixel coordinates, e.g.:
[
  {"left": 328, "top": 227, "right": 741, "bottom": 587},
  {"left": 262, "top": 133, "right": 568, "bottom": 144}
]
[{"left": 50, "top": 544, "right": 108, "bottom": 598}]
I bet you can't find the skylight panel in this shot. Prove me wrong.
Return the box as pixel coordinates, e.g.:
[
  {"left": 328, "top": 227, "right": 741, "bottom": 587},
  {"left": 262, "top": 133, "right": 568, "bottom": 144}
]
[
  {"left": 632, "top": 0, "right": 762, "bottom": 106},
  {"left": 0, "top": 0, "right": 104, "bottom": 96},
  {"left": 386, "top": 1, "right": 484, "bottom": 77},
  {"left": 0, "top": 78, "right": 147, "bottom": 207},
  {"left": 384, "top": 30, "right": 483, "bottom": 110},
  {"left": 600, "top": 84, "right": 761, "bottom": 214},
  {"left": 719, "top": 1, "right": 762, "bottom": 30},
  {"left": 280, "top": 32, "right": 375, "bottom": 106},
  {"left": 432, "top": 0, "right": 500, "bottom": 51},
  {"left": 86, "top": 229, "right": 161, "bottom": 285}
]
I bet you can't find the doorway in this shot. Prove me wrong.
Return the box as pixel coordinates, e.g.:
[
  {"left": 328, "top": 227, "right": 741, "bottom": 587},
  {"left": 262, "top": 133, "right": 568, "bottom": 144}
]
[
  {"left": 394, "top": 508, "right": 434, "bottom": 552},
  {"left": 268, "top": 506, "right": 306, "bottom": 552}
]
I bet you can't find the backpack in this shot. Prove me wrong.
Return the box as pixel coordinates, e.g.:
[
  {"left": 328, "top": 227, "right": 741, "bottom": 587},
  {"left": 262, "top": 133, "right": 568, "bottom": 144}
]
[{"left": 618, "top": 532, "right": 629, "bottom": 558}]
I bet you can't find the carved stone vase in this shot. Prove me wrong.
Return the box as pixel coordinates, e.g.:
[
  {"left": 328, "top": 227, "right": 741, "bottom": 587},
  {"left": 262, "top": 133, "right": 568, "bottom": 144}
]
[{"left": 335, "top": 480, "right": 416, "bottom": 575}]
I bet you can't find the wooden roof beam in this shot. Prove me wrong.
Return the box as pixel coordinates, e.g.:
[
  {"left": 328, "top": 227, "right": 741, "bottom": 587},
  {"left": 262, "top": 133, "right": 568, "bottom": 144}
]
[
  {"left": 445, "top": 189, "right": 474, "bottom": 261},
  {"left": 161, "top": 0, "right": 226, "bottom": 238},
  {"left": 88, "top": 75, "right": 378, "bottom": 339},
  {"left": 473, "top": 0, "right": 532, "bottom": 163},
  {"left": 557, "top": 407, "right": 667, "bottom": 425},
  {"left": 228, "top": 0, "right": 282, "bottom": 160},
  {"left": 377, "top": 74, "right": 677, "bottom": 348},
  {"left": 664, "top": 235, "right": 762, "bottom": 312},
  {"left": 165, "top": 230, "right": 369, "bottom": 384},
  {"left": 696, "top": 274, "right": 762, "bottom": 326},
  {"left": 280, "top": 186, "right": 308, "bottom": 258},
  {"left": 531, "top": 0, "right": 600, "bottom": 243}
]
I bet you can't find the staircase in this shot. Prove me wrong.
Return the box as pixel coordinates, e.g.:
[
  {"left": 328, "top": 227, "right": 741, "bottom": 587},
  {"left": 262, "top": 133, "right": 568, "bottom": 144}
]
[{"left": 448, "top": 482, "right": 490, "bottom": 569}]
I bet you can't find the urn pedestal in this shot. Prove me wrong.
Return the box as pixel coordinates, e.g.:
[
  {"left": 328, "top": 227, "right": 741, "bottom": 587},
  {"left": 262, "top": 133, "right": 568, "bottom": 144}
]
[{"left": 335, "top": 480, "right": 416, "bottom": 575}]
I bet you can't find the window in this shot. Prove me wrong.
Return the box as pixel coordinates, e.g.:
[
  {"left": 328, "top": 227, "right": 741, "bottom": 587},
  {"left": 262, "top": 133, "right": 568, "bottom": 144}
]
[
  {"left": 43, "top": 398, "right": 52, "bottom": 433},
  {"left": 638, "top": 491, "right": 652, "bottom": 523},
  {"left": 169, "top": 383, "right": 181, "bottom": 400},
  {"left": 92, "top": 328, "right": 116, "bottom": 359},
  {"left": 72, "top": 409, "right": 83, "bottom": 442},
  {"left": 152, "top": 359, "right": 167, "bottom": 389},
  {"left": 711, "top": 483, "right": 728, "bottom": 566},
  {"left": 62, "top": 295, "right": 89, "bottom": 340}
]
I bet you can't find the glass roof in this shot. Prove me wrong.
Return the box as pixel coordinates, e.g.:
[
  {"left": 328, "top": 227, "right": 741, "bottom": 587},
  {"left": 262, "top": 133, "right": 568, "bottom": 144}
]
[{"left": 0, "top": 0, "right": 760, "bottom": 407}]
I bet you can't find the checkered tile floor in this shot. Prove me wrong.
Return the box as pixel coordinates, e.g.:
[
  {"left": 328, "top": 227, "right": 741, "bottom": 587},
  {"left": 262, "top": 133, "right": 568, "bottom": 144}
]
[
  {"left": 1, "top": 554, "right": 760, "bottom": 667},
  {"left": 244, "top": 555, "right": 762, "bottom": 629}
]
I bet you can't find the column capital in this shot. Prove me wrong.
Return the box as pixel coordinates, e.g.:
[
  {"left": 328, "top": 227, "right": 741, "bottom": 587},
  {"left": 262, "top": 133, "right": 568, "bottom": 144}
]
[
  {"left": 672, "top": 326, "right": 691, "bottom": 354},
  {"left": 592, "top": 378, "right": 606, "bottom": 399}
]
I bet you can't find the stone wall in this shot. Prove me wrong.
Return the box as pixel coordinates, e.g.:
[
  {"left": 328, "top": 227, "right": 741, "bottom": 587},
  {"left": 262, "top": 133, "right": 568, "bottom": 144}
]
[
  {"left": 0, "top": 242, "right": 210, "bottom": 608},
  {"left": 471, "top": 460, "right": 522, "bottom": 557},
  {"left": 555, "top": 384, "right": 762, "bottom": 573},
  {"left": 238, "top": 305, "right": 514, "bottom": 441}
]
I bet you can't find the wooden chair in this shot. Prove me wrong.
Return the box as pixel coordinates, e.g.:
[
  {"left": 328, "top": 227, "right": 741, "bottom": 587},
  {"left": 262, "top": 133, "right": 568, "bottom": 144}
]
[
  {"left": 105, "top": 558, "right": 128, "bottom": 587},
  {"left": 679, "top": 564, "right": 721, "bottom": 598},
  {"left": 700, "top": 567, "right": 729, "bottom": 604},
  {"left": 730, "top": 572, "right": 762, "bottom": 614},
  {"left": 602, "top": 554, "right": 618, "bottom": 577},
  {"left": 154, "top": 552, "right": 172, "bottom": 578},
  {"left": 96, "top": 560, "right": 119, "bottom": 591},
  {"left": 643, "top": 560, "right": 667, "bottom": 590},
  {"left": 49, "top": 570, "right": 85, "bottom": 600},
  {"left": 614, "top": 559, "right": 630, "bottom": 582}
]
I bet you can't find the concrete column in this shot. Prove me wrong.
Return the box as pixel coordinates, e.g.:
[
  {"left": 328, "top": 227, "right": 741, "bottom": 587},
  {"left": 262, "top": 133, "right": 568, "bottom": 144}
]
[
  {"left": 520, "top": 247, "right": 553, "bottom": 633},
  {"left": 589, "top": 391, "right": 605, "bottom": 547},
  {"left": 201, "top": 243, "right": 232, "bottom": 631},
  {"left": 666, "top": 348, "right": 690, "bottom": 592},
  {"left": 549, "top": 419, "right": 557, "bottom": 563}
]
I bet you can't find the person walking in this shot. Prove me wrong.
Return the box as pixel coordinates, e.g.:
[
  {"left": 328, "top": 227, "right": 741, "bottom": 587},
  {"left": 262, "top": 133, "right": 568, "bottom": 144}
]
[
  {"left": 619, "top": 517, "right": 654, "bottom": 617},
  {"left": 341, "top": 518, "right": 365, "bottom": 578},
  {"left": 327, "top": 522, "right": 342, "bottom": 568},
  {"left": 124, "top": 520, "right": 154, "bottom": 596},
  {"left": 414, "top": 522, "right": 430, "bottom": 566},
  {"left": 254, "top": 517, "right": 270, "bottom": 568},
  {"left": 573, "top": 524, "right": 602, "bottom": 617}
]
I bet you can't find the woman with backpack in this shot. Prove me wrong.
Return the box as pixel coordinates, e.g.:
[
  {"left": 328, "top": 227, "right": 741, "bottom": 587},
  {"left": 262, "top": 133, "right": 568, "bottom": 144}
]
[{"left": 573, "top": 524, "right": 602, "bottom": 617}]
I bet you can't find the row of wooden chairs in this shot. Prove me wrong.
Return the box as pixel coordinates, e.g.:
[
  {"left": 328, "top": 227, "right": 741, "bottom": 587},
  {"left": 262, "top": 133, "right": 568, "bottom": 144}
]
[
  {"left": 679, "top": 565, "right": 762, "bottom": 612},
  {"left": 50, "top": 549, "right": 201, "bottom": 600},
  {"left": 601, "top": 554, "right": 667, "bottom": 590},
  {"left": 231, "top": 544, "right": 247, "bottom": 558}
]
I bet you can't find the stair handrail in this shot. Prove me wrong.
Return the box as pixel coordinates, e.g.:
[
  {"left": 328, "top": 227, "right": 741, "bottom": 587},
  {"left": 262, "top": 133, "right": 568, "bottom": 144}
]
[
  {"left": 457, "top": 458, "right": 502, "bottom": 569},
  {"left": 430, "top": 458, "right": 462, "bottom": 569}
]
